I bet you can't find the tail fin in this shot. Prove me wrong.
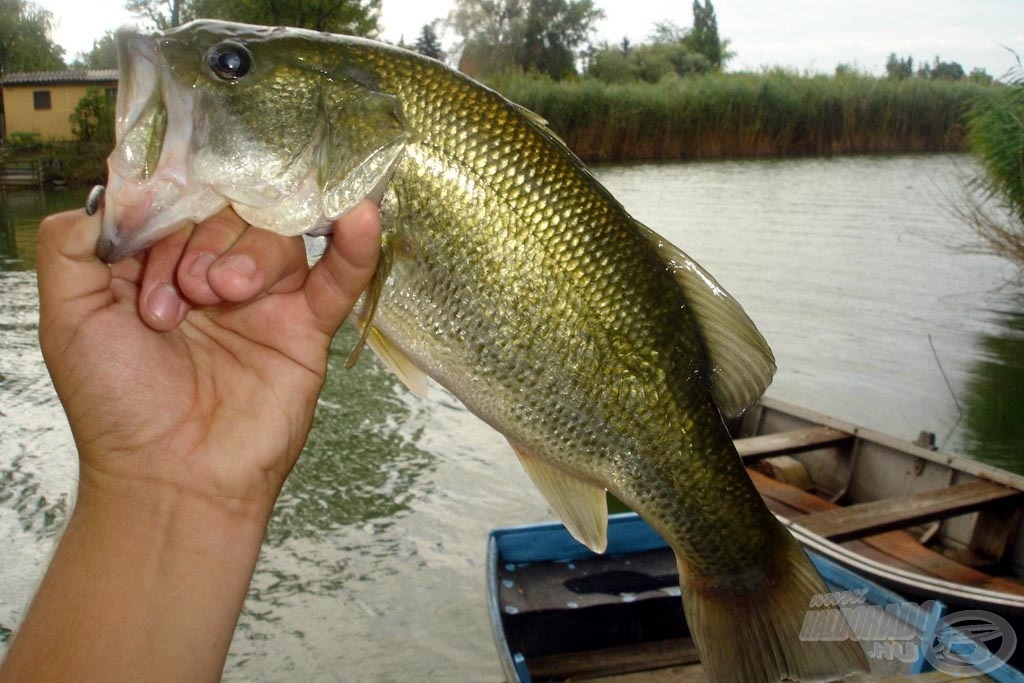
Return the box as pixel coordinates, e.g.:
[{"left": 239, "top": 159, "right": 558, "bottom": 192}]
[{"left": 680, "top": 538, "right": 869, "bottom": 683}]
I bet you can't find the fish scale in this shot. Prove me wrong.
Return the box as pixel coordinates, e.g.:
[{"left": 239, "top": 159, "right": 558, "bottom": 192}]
[
  {"left": 98, "top": 20, "right": 868, "bottom": 682},
  {"left": 372, "top": 54, "right": 779, "bottom": 576}
]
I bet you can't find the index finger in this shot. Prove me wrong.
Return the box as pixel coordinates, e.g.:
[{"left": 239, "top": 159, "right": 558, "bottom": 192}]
[{"left": 36, "top": 211, "right": 112, "bottom": 341}]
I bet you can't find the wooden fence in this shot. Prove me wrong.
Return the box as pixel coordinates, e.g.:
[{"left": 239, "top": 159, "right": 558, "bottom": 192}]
[{"left": 0, "top": 160, "right": 44, "bottom": 189}]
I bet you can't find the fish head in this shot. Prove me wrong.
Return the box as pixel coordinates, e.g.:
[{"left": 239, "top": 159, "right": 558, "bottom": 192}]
[{"left": 99, "top": 20, "right": 408, "bottom": 262}]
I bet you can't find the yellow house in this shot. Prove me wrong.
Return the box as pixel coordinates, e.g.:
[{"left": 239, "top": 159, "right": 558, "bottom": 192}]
[{"left": 0, "top": 70, "right": 118, "bottom": 142}]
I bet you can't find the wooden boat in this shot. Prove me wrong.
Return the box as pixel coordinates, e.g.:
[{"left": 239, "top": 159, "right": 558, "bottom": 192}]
[
  {"left": 487, "top": 397, "right": 1024, "bottom": 682},
  {"left": 730, "top": 398, "right": 1024, "bottom": 622}
]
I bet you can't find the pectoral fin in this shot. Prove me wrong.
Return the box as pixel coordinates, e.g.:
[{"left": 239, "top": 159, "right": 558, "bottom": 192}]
[
  {"left": 511, "top": 443, "right": 608, "bottom": 553},
  {"left": 348, "top": 315, "right": 428, "bottom": 398},
  {"left": 343, "top": 232, "right": 428, "bottom": 397},
  {"left": 362, "top": 327, "right": 428, "bottom": 398}
]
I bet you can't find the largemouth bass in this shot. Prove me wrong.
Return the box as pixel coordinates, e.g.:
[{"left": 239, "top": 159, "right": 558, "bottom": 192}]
[{"left": 97, "top": 20, "right": 867, "bottom": 682}]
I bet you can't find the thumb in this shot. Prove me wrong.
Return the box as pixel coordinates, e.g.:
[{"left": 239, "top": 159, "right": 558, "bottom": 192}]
[
  {"left": 304, "top": 201, "right": 383, "bottom": 336},
  {"left": 36, "top": 210, "right": 114, "bottom": 347}
]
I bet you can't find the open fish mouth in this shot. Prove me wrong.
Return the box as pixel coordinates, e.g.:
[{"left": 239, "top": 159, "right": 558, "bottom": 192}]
[{"left": 95, "top": 27, "right": 223, "bottom": 263}]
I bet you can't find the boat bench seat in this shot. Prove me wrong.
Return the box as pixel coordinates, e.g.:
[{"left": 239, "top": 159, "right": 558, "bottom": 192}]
[
  {"left": 735, "top": 426, "right": 852, "bottom": 463},
  {"left": 794, "top": 478, "right": 1022, "bottom": 542},
  {"left": 750, "top": 468, "right": 1024, "bottom": 595}
]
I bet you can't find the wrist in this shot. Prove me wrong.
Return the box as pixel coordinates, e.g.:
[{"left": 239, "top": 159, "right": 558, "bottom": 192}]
[
  {"left": 76, "top": 458, "right": 281, "bottom": 534},
  {"left": 73, "top": 464, "right": 276, "bottom": 564},
  {"left": 0, "top": 461, "right": 275, "bottom": 681}
]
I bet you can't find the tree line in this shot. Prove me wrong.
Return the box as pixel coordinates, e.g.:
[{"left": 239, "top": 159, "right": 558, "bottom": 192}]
[
  {"left": 2, "top": 0, "right": 1001, "bottom": 88},
  {"left": 1, "top": 0, "right": 730, "bottom": 82}
]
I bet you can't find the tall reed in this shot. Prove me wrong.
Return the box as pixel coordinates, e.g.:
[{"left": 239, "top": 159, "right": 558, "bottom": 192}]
[
  {"left": 489, "top": 71, "right": 989, "bottom": 162},
  {"left": 960, "top": 61, "right": 1024, "bottom": 270}
]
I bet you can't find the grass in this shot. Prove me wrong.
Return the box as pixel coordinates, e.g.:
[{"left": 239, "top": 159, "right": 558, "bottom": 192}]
[
  {"left": 959, "top": 59, "right": 1024, "bottom": 272},
  {"left": 489, "top": 70, "right": 991, "bottom": 162}
]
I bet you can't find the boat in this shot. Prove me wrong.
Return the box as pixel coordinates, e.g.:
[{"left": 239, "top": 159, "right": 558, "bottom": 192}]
[
  {"left": 487, "top": 397, "right": 1024, "bottom": 682},
  {"left": 730, "top": 398, "right": 1024, "bottom": 622}
]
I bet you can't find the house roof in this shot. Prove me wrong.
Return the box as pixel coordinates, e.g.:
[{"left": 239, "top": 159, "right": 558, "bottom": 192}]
[{"left": 0, "top": 70, "right": 118, "bottom": 86}]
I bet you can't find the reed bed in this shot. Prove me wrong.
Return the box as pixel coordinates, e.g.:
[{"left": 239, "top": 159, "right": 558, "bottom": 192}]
[{"left": 490, "top": 71, "right": 989, "bottom": 162}]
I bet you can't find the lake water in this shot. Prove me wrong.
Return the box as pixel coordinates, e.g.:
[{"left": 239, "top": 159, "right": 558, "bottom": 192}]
[{"left": 1, "top": 155, "right": 1022, "bottom": 681}]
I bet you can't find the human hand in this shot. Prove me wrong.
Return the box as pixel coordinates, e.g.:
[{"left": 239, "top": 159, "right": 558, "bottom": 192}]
[
  {"left": 2, "top": 204, "right": 380, "bottom": 682},
  {"left": 37, "top": 203, "right": 381, "bottom": 522}
]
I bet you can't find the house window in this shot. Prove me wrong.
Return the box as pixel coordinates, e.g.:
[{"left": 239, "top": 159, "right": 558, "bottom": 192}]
[
  {"left": 33, "top": 91, "right": 51, "bottom": 110},
  {"left": 104, "top": 87, "right": 117, "bottom": 100}
]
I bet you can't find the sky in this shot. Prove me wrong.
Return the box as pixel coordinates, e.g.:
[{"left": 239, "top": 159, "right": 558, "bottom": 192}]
[{"left": 35, "top": 0, "right": 1024, "bottom": 78}]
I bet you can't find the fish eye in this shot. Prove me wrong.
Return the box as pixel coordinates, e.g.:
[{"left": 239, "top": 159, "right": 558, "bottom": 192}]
[{"left": 207, "top": 42, "right": 252, "bottom": 81}]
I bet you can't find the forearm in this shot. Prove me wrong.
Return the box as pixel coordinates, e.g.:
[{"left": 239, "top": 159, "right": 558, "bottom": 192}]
[{"left": 0, "top": 467, "right": 274, "bottom": 682}]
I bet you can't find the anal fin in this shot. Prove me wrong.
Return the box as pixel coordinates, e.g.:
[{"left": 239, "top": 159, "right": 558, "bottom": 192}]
[{"left": 510, "top": 443, "right": 608, "bottom": 553}]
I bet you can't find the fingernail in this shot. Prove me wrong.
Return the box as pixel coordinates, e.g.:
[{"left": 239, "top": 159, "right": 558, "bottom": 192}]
[
  {"left": 214, "top": 254, "right": 257, "bottom": 280},
  {"left": 188, "top": 252, "right": 217, "bottom": 279},
  {"left": 147, "top": 285, "right": 184, "bottom": 325}
]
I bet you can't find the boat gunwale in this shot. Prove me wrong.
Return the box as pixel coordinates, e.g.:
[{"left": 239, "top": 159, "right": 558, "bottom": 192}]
[
  {"left": 755, "top": 396, "right": 1024, "bottom": 491},
  {"left": 780, "top": 515, "right": 1024, "bottom": 615}
]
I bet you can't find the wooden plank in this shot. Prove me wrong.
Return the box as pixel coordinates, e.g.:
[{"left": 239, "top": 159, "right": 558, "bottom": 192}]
[
  {"left": 970, "top": 503, "right": 1024, "bottom": 564},
  {"left": 856, "top": 527, "right": 1024, "bottom": 596},
  {"left": 748, "top": 468, "right": 837, "bottom": 514},
  {"left": 734, "top": 426, "right": 851, "bottom": 463},
  {"left": 794, "top": 480, "right": 1022, "bottom": 543},
  {"left": 528, "top": 636, "right": 700, "bottom": 680},
  {"left": 748, "top": 469, "right": 1024, "bottom": 595}
]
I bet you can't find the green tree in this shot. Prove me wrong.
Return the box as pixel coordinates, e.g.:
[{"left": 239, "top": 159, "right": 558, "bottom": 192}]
[
  {"left": 69, "top": 86, "right": 116, "bottom": 145},
  {"left": 125, "top": 0, "right": 193, "bottom": 29},
  {"left": 450, "top": 0, "right": 601, "bottom": 78},
  {"left": 519, "top": 0, "right": 601, "bottom": 78},
  {"left": 637, "top": 41, "right": 709, "bottom": 81},
  {"left": 930, "top": 57, "right": 965, "bottom": 81},
  {"left": 586, "top": 41, "right": 634, "bottom": 83},
  {"left": 0, "top": 0, "right": 65, "bottom": 73},
  {"left": 451, "top": 0, "right": 522, "bottom": 76},
  {"left": 587, "top": 16, "right": 716, "bottom": 84},
  {"left": 195, "top": 0, "right": 380, "bottom": 34},
  {"left": 72, "top": 31, "right": 118, "bottom": 69},
  {"left": 649, "top": 20, "right": 687, "bottom": 44},
  {"left": 917, "top": 56, "right": 965, "bottom": 81},
  {"left": 885, "top": 53, "right": 913, "bottom": 80},
  {"left": 127, "top": 0, "right": 381, "bottom": 35},
  {"left": 684, "top": 0, "right": 728, "bottom": 69},
  {"left": 413, "top": 21, "right": 445, "bottom": 60},
  {"left": 968, "top": 67, "right": 994, "bottom": 85}
]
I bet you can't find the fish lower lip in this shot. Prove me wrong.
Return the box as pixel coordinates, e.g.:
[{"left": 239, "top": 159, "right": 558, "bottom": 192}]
[{"left": 95, "top": 234, "right": 122, "bottom": 263}]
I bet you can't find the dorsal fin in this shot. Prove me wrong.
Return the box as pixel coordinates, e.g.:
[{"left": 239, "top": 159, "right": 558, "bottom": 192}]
[
  {"left": 637, "top": 222, "right": 776, "bottom": 417},
  {"left": 510, "top": 442, "right": 608, "bottom": 553},
  {"left": 509, "top": 101, "right": 573, "bottom": 153}
]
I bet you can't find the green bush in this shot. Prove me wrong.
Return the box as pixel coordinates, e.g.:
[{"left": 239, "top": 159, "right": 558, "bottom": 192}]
[
  {"left": 6, "top": 131, "right": 44, "bottom": 155},
  {"left": 70, "top": 87, "right": 116, "bottom": 146}
]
